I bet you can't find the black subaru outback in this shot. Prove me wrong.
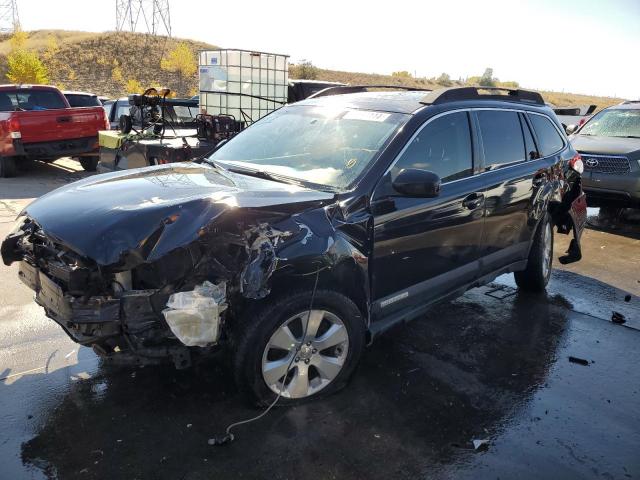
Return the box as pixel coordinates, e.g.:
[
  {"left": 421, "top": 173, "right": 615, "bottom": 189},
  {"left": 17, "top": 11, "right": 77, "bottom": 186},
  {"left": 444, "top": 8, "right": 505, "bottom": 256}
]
[{"left": 2, "top": 86, "right": 587, "bottom": 404}]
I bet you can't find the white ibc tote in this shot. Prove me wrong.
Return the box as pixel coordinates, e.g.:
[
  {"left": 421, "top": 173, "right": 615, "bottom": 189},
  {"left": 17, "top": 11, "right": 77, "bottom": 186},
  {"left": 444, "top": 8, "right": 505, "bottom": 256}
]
[{"left": 199, "top": 49, "right": 289, "bottom": 126}]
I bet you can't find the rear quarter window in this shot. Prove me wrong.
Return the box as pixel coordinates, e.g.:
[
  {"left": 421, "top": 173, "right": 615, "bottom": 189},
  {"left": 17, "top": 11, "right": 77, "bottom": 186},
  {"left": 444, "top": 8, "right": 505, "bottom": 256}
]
[{"left": 529, "top": 114, "right": 565, "bottom": 156}]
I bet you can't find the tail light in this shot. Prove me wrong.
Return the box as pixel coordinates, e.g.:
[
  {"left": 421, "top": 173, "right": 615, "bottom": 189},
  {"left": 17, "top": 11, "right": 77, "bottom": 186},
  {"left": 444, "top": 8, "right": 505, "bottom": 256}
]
[
  {"left": 569, "top": 153, "right": 584, "bottom": 174},
  {"left": 8, "top": 116, "right": 21, "bottom": 139},
  {"left": 102, "top": 110, "right": 110, "bottom": 130}
]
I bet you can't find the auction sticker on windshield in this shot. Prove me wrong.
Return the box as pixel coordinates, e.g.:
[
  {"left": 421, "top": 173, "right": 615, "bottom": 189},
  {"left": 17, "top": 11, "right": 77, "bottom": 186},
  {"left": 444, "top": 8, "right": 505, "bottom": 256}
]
[{"left": 343, "top": 110, "right": 391, "bottom": 122}]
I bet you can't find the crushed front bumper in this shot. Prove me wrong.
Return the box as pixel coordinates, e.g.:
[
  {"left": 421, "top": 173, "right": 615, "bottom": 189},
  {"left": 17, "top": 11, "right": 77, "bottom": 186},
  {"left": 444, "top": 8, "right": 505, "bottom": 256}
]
[{"left": 17, "top": 260, "right": 197, "bottom": 368}]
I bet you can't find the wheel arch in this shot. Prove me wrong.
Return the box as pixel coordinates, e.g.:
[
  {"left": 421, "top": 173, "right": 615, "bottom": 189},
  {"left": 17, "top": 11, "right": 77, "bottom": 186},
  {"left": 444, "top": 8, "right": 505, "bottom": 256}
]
[{"left": 266, "top": 257, "right": 370, "bottom": 329}]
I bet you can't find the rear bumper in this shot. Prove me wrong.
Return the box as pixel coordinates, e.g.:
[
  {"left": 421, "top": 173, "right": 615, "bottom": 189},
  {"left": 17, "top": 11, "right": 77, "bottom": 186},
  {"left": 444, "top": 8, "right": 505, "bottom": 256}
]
[{"left": 14, "top": 136, "right": 99, "bottom": 160}]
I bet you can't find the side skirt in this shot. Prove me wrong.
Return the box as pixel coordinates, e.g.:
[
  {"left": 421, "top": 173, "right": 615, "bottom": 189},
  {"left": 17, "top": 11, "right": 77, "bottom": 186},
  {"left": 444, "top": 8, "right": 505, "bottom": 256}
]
[{"left": 367, "top": 259, "right": 527, "bottom": 343}]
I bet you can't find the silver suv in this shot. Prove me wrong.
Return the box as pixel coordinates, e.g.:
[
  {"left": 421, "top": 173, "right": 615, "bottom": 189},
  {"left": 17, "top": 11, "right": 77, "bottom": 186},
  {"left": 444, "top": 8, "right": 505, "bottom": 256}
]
[{"left": 569, "top": 101, "right": 640, "bottom": 208}]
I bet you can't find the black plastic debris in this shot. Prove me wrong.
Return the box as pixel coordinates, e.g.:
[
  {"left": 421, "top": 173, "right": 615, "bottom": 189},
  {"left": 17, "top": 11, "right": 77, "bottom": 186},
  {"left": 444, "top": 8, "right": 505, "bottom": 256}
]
[
  {"left": 611, "top": 311, "right": 626, "bottom": 324},
  {"left": 568, "top": 356, "right": 589, "bottom": 366},
  {"left": 624, "top": 295, "right": 631, "bottom": 303}
]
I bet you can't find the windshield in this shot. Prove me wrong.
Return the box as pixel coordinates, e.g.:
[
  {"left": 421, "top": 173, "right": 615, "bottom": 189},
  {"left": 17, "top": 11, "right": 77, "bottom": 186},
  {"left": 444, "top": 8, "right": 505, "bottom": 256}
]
[
  {"left": 208, "top": 105, "right": 408, "bottom": 189},
  {"left": 579, "top": 109, "right": 640, "bottom": 138}
]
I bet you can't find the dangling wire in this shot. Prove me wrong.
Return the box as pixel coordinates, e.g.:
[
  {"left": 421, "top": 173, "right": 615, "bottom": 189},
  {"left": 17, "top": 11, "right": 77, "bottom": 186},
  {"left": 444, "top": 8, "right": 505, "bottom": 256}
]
[{"left": 209, "top": 268, "right": 322, "bottom": 446}]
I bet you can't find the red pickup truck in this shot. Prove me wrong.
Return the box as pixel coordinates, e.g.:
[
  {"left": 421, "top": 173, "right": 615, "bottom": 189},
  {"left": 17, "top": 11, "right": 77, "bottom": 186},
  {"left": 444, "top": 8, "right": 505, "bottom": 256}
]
[{"left": 0, "top": 85, "right": 109, "bottom": 177}]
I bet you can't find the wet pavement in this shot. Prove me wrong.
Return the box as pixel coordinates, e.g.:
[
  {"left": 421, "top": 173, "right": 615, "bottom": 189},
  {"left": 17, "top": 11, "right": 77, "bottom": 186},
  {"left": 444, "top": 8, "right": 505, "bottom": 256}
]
[{"left": 1, "top": 160, "right": 639, "bottom": 480}]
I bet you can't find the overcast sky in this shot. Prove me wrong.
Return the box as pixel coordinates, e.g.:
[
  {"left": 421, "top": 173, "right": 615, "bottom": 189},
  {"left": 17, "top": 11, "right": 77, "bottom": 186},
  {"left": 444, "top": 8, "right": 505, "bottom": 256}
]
[{"left": 17, "top": 0, "right": 640, "bottom": 99}]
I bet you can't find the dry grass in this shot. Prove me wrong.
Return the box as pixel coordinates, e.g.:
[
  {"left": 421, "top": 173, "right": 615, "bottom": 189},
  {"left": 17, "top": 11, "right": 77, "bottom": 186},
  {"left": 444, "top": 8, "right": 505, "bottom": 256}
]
[
  {"left": 308, "top": 67, "right": 623, "bottom": 110},
  {"left": 0, "top": 30, "right": 215, "bottom": 97},
  {"left": 0, "top": 30, "right": 98, "bottom": 55},
  {"left": 541, "top": 91, "right": 620, "bottom": 110},
  {"left": 0, "top": 30, "right": 623, "bottom": 108}
]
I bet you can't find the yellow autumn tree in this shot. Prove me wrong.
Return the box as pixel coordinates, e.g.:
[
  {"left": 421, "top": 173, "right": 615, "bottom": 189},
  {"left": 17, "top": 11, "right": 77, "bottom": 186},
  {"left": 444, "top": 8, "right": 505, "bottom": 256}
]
[
  {"left": 10, "top": 28, "right": 27, "bottom": 50},
  {"left": 125, "top": 78, "right": 143, "bottom": 93},
  {"left": 112, "top": 66, "right": 124, "bottom": 84},
  {"left": 6, "top": 29, "right": 49, "bottom": 84},
  {"left": 160, "top": 42, "right": 196, "bottom": 95}
]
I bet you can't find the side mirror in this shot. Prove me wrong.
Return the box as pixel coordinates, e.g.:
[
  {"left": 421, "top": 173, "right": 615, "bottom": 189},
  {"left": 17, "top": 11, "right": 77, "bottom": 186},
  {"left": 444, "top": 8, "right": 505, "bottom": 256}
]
[
  {"left": 565, "top": 124, "right": 578, "bottom": 135},
  {"left": 392, "top": 168, "right": 441, "bottom": 197}
]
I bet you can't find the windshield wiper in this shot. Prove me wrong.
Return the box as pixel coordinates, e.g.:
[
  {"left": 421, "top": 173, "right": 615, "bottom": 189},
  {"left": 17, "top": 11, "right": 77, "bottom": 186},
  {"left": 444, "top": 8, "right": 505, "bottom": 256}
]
[
  {"left": 612, "top": 135, "right": 640, "bottom": 139},
  {"left": 226, "top": 166, "right": 294, "bottom": 184},
  {"left": 225, "top": 165, "right": 339, "bottom": 193},
  {"left": 201, "top": 157, "right": 228, "bottom": 170}
]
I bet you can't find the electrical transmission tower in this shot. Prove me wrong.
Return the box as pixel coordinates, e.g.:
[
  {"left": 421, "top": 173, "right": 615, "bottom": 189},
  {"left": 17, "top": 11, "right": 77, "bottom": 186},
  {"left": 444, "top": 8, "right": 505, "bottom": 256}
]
[
  {"left": 116, "top": 0, "right": 171, "bottom": 36},
  {"left": 0, "top": 0, "right": 19, "bottom": 33}
]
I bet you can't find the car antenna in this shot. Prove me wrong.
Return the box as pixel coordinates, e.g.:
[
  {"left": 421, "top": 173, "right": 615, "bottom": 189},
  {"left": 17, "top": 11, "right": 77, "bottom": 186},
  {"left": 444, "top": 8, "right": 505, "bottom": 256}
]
[{"left": 208, "top": 267, "right": 323, "bottom": 446}]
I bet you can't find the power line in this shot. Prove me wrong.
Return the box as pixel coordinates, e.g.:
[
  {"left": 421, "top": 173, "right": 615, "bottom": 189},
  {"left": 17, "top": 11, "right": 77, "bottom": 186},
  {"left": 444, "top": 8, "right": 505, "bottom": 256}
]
[
  {"left": 115, "top": 0, "right": 171, "bottom": 36},
  {"left": 0, "top": 0, "right": 19, "bottom": 33}
]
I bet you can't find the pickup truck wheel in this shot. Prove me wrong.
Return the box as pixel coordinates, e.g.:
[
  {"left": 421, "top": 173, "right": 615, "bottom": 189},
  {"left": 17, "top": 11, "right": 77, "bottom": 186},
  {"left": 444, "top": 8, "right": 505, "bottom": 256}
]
[
  {"left": 233, "top": 290, "right": 365, "bottom": 406},
  {"left": 515, "top": 213, "right": 553, "bottom": 292},
  {"left": 79, "top": 156, "right": 99, "bottom": 172},
  {"left": 0, "top": 156, "right": 17, "bottom": 178}
]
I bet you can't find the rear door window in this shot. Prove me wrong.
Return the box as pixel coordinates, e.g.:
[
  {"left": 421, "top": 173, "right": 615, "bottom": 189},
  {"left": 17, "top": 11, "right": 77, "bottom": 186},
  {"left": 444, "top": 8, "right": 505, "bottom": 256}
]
[
  {"left": 391, "top": 111, "right": 473, "bottom": 182},
  {"left": 477, "top": 110, "right": 526, "bottom": 169},
  {"left": 528, "top": 114, "right": 565, "bottom": 156}
]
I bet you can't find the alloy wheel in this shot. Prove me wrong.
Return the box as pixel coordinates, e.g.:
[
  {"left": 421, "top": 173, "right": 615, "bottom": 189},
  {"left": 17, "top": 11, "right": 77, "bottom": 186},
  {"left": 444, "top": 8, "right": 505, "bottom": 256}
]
[{"left": 261, "top": 309, "right": 349, "bottom": 399}]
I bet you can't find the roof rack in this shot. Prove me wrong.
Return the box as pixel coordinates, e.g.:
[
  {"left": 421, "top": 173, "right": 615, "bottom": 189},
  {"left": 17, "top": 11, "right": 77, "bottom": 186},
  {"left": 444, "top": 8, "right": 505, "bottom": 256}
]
[
  {"left": 420, "top": 86, "right": 545, "bottom": 106},
  {"left": 308, "top": 85, "right": 432, "bottom": 99}
]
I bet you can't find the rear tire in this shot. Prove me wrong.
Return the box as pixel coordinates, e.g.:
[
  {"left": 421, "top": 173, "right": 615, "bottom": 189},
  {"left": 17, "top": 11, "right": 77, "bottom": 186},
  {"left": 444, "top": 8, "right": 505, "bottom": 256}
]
[
  {"left": 79, "top": 156, "right": 98, "bottom": 172},
  {"left": 0, "top": 156, "right": 17, "bottom": 178},
  {"left": 232, "top": 289, "right": 365, "bottom": 406},
  {"left": 515, "top": 213, "right": 553, "bottom": 292}
]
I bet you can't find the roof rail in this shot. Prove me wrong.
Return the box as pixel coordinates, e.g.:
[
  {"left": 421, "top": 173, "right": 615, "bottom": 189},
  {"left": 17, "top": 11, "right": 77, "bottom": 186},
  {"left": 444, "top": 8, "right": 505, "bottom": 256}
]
[
  {"left": 308, "top": 85, "right": 431, "bottom": 99},
  {"left": 420, "top": 86, "right": 545, "bottom": 106}
]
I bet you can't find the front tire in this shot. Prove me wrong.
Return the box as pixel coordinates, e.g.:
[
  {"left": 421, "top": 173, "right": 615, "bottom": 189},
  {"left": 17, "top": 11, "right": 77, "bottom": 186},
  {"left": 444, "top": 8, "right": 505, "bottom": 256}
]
[
  {"left": 79, "top": 156, "right": 99, "bottom": 172},
  {"left": 515, "top": 213, "right": 553, "bottom": 292},
  {"left": 233, "top": 290, "right": 365, "bottom": 405}
]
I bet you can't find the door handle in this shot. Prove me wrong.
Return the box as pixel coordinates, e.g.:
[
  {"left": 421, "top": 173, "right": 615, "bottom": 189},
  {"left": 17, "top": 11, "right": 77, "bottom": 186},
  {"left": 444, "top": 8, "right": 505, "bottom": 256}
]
[
  {"left": 462, "top": 192, "right": 484, "bottom": 210},
  {"left": 57, "top": 116, "right": 72, "bottom": 123}
]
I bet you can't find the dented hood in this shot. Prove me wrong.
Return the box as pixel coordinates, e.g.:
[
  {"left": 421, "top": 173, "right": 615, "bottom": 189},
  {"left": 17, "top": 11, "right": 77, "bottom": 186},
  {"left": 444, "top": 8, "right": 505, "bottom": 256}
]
[{"left": 24, "top": 162, "right": 334, "bottom": 266}]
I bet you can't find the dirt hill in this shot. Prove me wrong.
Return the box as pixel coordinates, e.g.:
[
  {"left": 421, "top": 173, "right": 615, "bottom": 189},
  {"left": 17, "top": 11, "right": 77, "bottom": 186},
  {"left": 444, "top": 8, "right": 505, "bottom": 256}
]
[
  {"left": 0, "top": 30, "right": 215, "bottom": 97},
  {"left": 0, "top": 30, "right": 623, "bottom": 109}
]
